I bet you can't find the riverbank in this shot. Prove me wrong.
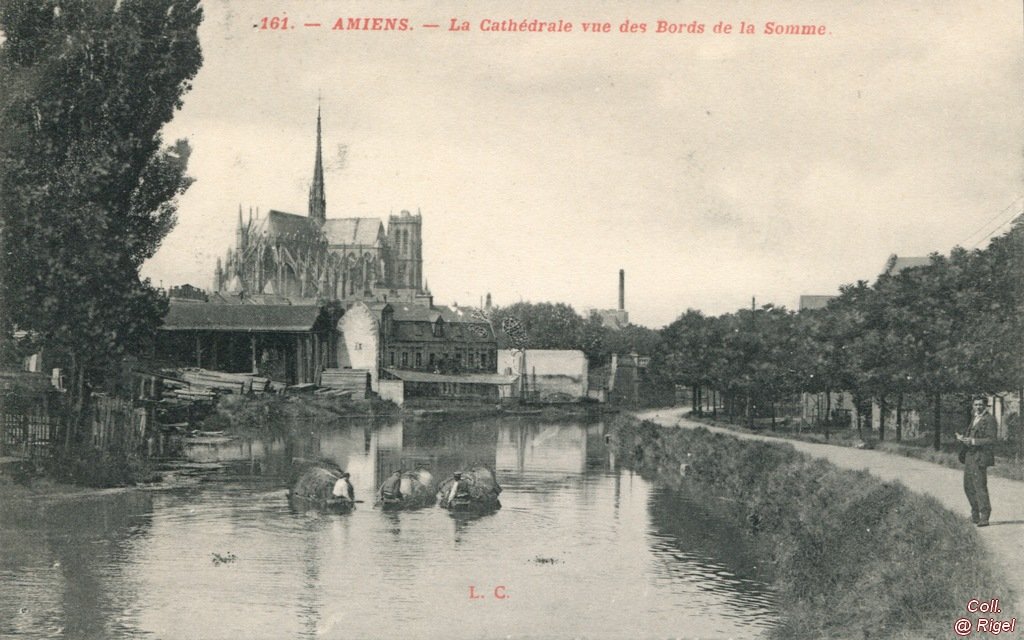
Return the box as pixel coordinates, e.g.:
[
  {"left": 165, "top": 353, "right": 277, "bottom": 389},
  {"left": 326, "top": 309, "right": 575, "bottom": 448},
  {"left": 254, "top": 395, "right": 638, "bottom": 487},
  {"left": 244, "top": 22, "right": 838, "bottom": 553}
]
[
  {"left": 612, "top": 411, "right": 1014, "bottom": 640},
  {"left": 199, "top": 393, "right": 399, "bottom": 434},
  {"left": 201, "top": 394, "right": 608, "bottom": 433}
]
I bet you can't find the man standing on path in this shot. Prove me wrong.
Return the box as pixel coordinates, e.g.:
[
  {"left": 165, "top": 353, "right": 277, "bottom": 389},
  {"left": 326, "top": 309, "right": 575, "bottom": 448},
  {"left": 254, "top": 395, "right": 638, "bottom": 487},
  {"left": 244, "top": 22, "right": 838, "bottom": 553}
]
[{"left": 957, "top": 397, "right": 998, "bottom": 527}]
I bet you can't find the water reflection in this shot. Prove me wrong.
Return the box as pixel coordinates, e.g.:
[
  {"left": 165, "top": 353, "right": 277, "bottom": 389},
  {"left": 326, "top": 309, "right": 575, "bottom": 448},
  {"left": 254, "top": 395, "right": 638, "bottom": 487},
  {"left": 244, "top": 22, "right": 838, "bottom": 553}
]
[
  {"left": 647, "top": 487, "right": 778, "bottom": 631},
  {"left": 0, "top": 491, "right": 154, "bottom": 639},
  {"left": 2, "top": 417, "right": 778, "bottom": 639}
]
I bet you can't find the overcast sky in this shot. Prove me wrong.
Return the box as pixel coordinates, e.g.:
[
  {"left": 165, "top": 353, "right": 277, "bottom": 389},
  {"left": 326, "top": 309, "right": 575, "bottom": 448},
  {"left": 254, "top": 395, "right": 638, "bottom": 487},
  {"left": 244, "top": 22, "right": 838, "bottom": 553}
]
[{"left": 142, "top": 0, "right": 1024, "bottom": 327}]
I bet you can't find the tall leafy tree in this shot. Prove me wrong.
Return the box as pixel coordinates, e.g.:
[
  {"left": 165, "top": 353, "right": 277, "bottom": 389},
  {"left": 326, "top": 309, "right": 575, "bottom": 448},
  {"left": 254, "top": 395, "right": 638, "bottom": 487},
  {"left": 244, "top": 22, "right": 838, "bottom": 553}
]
[
  {"left": 490, "top": 302, "right": 586, "bottom": 351},
  {"left": 0, "top": 0, "right": 203, "bottom": 434}
]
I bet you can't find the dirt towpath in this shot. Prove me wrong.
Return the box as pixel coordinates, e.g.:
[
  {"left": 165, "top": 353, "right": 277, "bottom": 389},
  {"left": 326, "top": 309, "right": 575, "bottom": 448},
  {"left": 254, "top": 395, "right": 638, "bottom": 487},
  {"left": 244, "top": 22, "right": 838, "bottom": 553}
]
[{"left": 638, "top": 408, "right": 1024, "bottom": 615}]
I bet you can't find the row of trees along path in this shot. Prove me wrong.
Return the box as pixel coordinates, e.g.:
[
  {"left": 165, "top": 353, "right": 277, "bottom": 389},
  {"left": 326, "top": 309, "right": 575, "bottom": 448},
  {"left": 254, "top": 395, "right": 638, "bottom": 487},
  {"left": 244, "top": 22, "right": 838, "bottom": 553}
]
[
  {"left": 639, "top": 408, "right": 1024, "bottom": 615},
  {"left": 653, "top": 217, "right": 1023, "bottom": 446}
]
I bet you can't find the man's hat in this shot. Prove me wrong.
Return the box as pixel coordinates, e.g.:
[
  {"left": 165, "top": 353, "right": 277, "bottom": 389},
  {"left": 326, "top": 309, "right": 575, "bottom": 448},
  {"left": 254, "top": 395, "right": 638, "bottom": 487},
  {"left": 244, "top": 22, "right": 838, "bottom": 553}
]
[{"left": 453, "top": 472, "right": 462, "bottom": 479}]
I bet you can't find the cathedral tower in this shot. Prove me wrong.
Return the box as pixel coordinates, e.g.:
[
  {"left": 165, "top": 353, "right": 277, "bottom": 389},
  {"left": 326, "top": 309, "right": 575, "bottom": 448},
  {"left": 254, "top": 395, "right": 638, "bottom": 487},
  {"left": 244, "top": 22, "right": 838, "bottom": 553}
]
[
  {"left": 387, "top": 210, "right": 423, "bottom": 290},
  {"left": 308, "top": 107, "right": 327, "bottom": 225}
]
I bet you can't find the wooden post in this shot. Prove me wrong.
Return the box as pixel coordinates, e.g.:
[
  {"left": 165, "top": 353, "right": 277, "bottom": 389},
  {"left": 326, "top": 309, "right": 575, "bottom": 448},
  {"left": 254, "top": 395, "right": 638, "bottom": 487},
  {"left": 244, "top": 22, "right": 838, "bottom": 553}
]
[
  {"left": 896, "top": 394, "right": 903, "bottom": 442},
  {"left": 251, "top": 334, "right": 258, "bottom": 374},
  {"left": 195, "top": 334, "right": 202, "bottom": 368},
  {"left": 879, "top": 396, "right": 887, "bottom": 441}
]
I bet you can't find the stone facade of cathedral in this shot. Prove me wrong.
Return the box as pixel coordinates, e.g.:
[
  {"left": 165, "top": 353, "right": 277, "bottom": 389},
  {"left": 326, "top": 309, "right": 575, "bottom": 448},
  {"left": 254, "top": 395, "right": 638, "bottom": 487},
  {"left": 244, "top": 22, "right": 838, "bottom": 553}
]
[{"left": 212, "top": 110, "right": 426, "bottom": 303}]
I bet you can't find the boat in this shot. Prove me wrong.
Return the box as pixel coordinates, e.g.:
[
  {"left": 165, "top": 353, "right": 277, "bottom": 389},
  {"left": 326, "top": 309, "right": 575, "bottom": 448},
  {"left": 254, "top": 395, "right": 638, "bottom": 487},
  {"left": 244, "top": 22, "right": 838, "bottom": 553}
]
[
  {"left": 287, "top": 491, "right": 354, "bottom": 513},
  {"left": 437, "top": 466, "right": 502, "bottom": 512},
  {"left": 288, "top": 466, "right": 355, "bottom": 513},
  {"left": 374, "top": 468, "right": 436, "bottom": 510}
]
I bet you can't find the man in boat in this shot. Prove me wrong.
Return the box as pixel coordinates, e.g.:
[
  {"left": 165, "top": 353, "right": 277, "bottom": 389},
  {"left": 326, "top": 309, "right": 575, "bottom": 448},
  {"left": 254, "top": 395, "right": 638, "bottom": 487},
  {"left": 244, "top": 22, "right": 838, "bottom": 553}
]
[
  {"left": 379, "top": 470, "right": 403, "bottom": 503},
  {"left": 332, "top": 472, "right": 354, "bottom": 503},
  {"left": 447, "top": 472, "right": 471, "bottom": 505}
]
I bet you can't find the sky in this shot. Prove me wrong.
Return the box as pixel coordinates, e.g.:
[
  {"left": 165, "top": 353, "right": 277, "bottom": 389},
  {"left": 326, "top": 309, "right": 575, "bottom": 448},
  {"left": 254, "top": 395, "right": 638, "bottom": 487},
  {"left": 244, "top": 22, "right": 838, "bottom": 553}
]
[{"left": 142, "top": 0, "right": 1024, "bottom": 328}]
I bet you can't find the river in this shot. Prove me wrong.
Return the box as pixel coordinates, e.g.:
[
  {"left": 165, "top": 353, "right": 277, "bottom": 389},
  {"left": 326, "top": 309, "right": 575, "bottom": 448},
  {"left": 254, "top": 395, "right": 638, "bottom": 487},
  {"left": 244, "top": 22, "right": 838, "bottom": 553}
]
[{"left": 0, "top": 416, "right": 778, "bottom": 639}]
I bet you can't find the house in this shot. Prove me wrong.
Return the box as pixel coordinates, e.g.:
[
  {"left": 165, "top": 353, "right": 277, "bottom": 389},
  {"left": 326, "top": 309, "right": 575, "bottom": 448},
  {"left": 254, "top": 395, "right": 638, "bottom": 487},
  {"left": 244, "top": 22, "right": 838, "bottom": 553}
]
[{"left": 337, "top": 300, "right": 506, "bottom": 403}]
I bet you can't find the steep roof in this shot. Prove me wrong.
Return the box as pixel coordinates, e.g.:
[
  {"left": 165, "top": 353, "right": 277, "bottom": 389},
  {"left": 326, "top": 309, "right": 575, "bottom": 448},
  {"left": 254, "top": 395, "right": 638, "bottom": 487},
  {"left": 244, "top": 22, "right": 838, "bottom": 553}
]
[
  {"left": 252, "top": 210, "right": 320, "bottom": 239},
  {"left": 322, "top": 217, "right": 384, "bottom": 247},
  {"left": 162, "top": 301, "right": 325, "bottom": 332},
  {"left": 389, "top": 303, "right": 489, "bottom": 325},
  {"left": 386, "top": 304, "right": 494, "bottom": 342}
]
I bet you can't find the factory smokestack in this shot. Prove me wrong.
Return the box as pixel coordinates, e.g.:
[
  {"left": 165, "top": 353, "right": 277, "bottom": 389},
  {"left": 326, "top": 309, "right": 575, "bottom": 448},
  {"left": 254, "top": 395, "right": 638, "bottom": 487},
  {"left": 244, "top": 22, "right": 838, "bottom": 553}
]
[{"left": 618, "top": 269, "right": 625, "bottom": 311}]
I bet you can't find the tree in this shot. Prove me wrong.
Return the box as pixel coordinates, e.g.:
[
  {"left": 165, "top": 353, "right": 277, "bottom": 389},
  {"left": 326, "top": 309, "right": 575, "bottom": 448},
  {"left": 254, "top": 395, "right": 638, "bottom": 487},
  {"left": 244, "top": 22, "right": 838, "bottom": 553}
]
[
  {"left": 0, "top": 0, "right": 203, "bottom": 438},
  {"left": 660, "top": 309, "right": 720, "bottom": 415},
  {"left": 490, "top": 302, "right": 586, "bottom": 351}
]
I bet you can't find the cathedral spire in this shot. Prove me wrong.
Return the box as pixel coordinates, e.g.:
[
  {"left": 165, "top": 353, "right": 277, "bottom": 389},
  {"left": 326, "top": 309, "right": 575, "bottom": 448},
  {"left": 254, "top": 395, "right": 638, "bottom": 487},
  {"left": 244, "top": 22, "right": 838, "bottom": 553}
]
[{"left": 308, "top": 106, "right": 327, "bottom": 225}]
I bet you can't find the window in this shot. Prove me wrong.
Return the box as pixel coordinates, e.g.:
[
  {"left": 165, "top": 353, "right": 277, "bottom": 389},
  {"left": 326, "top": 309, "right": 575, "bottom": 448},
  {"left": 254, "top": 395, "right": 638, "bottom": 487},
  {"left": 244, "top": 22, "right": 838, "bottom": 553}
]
[
  {"left": 455, "top": 350, "right": 462, "bottom": 364},
  {"left": 415, "top": 323, "right": 424, "bottom": 336},
  {"left": 415, "top": 352, "right": 422, "bottom": 367},
  {"left": 389, "top": 351, "right": 395, "bottom": 366},
  {"left": 354, "top": 342, "right": 362, "bottom": 351},
  {"left": 468, "top": 352, "right": 475, "bottom": 368},
  {"left": 433, "top": 320, "right": 444, "bottom": 337},
  {"left": 480, "top": 352, "right": 487, "bottom": 368},
  {"left": 401, "top": 352, "right": 408, "bottom": 367},
  {"left": 429, "top": 353, "right": 435, "bottom": 366}
]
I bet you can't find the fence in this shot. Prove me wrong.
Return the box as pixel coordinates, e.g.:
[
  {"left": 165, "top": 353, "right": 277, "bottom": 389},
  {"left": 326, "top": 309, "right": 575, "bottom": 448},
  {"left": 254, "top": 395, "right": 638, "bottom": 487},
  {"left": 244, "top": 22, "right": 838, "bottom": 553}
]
[
  {"left": 0, "top": 406, "right": 60, "bottom": 459},
  {"left": 0, "top": 388, "right": 155, "bottom": 461},
  {"left": 90, "top": 394, "right": 149, "bottom": 454}
]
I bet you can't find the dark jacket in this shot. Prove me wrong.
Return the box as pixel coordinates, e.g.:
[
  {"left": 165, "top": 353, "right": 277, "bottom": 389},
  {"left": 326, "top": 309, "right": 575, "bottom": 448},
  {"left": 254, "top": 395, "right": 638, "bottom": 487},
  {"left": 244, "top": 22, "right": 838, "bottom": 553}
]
[
  {"left": 964, "top": 413, "right": 997, "bottom": 467},
  {"left": 380, "top": 473, "right": 403, "bottom": 498}
]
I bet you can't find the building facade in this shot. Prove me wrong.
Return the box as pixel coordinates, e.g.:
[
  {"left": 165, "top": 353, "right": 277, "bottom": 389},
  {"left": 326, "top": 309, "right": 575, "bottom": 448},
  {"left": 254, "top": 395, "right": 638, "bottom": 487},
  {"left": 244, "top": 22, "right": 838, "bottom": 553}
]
[
  {"left": 213, "top": 109, "right": 425, "bottom": 302},
  {"left": 497, "top": 349, "right": 589, "bottom": 402}
]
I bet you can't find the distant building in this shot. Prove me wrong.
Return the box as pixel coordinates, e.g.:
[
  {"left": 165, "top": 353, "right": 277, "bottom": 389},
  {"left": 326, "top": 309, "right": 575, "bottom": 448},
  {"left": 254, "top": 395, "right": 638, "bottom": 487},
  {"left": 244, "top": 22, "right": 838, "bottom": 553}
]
[
  {"left": 883, "top": 255, "right": 931, "bottom": 276},
  {"left": 212, "top": 109, "right": 426, "bottom": 304},
  {"left": 338, "top": 300, "right": 498, "bottom": 393},
  {"left": 161, "top": 107, "right": 513, "bottom": 402},
  {"left": 497, "top": 349, "right": 589, "bottom": 402},
  {"left": 588, "top": 269, "right": 630, "bottom": 329},
  {"left": 798, "top": 295, "right": 836, "bottom": 311},
  {"left": 168, "top": 283, "right": 208, "bottom": 302}
]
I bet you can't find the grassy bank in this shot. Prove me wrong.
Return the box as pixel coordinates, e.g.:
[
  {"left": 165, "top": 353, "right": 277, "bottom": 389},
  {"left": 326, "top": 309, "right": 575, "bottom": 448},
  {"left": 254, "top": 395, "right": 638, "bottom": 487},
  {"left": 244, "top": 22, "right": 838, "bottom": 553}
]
[{"left": 611, "top": 414, "right": 1011, "bottom": 639}]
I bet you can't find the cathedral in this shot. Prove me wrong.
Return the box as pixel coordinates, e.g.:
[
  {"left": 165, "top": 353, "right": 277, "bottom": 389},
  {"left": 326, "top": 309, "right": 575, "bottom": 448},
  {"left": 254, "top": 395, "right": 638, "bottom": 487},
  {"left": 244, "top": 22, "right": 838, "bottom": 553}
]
[{"left": 213, "top": 109, "right": 428, "bottom": 304}]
